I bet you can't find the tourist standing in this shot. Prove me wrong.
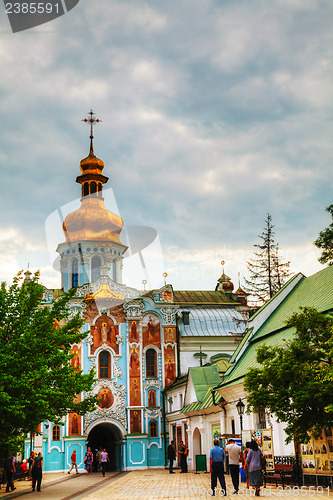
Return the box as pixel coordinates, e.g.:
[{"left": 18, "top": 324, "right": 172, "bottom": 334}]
[
  {"left": 225, "top": 438, "right": 241, "bottom": 494},
  {"left": 100, "top": 448, "right": 109, "bottom": 477},
  {"left": 246, "top": 440, "right": 263, "bottom": 496},
  {"left": 84, "top": 447, "right": 94, "bottom": 474},
  {"left": 31, "top": 452, "right": 43, "bottom": 492},
  {"left": 210, "top": 439, "right": 226, "bottom": 496},
  {"left": 28, "top": 451, "right": 35, "bottom": 482},
  {"left": 5, "top": 452, "right": 16, "bottom": 493},
  {"left": 179, "top": 441, "right": 188, "bottom": 473},
  {"left": 167, "top": 440, "right": 176, "bottom": 474},
  {"left": 68, "top": 449, "right": 79, "bottom": 474}
]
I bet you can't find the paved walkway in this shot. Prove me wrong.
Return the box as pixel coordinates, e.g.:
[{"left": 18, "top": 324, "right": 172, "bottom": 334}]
[{"left": 1, "top": 470, "right": 332, "bottom": 499}]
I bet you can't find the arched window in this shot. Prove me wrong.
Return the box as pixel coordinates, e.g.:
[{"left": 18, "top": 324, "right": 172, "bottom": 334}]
[
  {"left": 99, "top": 351, "right": 111, "bottom": 379},
  {"left": 52, "top": 424, "right": 60, "bottom": 441},
  {"left": 148, "top": 389, "right": 156, "bottom": 408},
  {"left": 71, "top": 259, "right": 79, "bottom": 288},
  {"left": 146, "top": 349, "right": 157, "bottom": 378},
  {"left": 149, "top": 420, "right": 157, "bottom": 437},
  {"left": 97, "top": 183, "right": 102, "bottom": 196},
  {"left": 83, "top": 182, "right": 89, "bottom": 197},
  {"left": 90, "top": 181, "right": 97, "bottom": 195},
  {"left": 91, "top": 256, "right": 101, "bottom": 282},
  {"left": 112, "top": 260, "right": 117, "bottom": 281}
]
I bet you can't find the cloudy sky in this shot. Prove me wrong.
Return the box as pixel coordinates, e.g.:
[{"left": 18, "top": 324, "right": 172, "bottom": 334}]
[{"left": 0, "top": 0, "right": 332, "bottom": 292}]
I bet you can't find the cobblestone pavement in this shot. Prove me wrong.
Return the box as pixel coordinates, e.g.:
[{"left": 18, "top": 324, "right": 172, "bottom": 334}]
[
  {"left": 83, "top": 469, "right": 333, "bottom": 500},
  {"left": 1, "top": 470, "right": 332, "bottom": 500}
]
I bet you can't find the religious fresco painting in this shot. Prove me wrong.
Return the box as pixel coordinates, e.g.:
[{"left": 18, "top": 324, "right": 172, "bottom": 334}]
[
  {"left": 129, "top": 320, "right": 139, "bottom": 343},
  {"left": 97, "top": 387, "right": 114, "bottom": 409},
  {"left": 83, "top": 301, "right": 99, "bottom": 323},
  {"left": 148, "top": 389, "right": 156, "bottom": 408},
  {"left": 164, "top": 326, "right": 176, "bottom": 343},
  {"left": 164, "top": 345, "right": 176, "bottom": 387},
  {"left": 142, "top": 313, "right": 161, "bottom": 348},
  {"left": 69, "top": 412, "right": 81, "bottom": 435},
  {"left": 130, "top": 410, "right": 142, "bottom": 434},
  {"left": 129, "top": 347, "right": 141, "bottom": 406},
  {"left": 90, "top": 314, "right": 119, "bottom": 354},
  {"left": 70, "top": 344, "right": 81, "bottom": 371}
]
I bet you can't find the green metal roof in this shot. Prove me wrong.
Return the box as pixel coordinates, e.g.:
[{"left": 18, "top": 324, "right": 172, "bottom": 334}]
[
  {"left": 217, "top": 327, "right": 295, "bottom": 389},
  {"left": 181, "top": 387, "right": 223, "bottom": 413},
  {"left": 249, "top": 273, "right": 303, "bottom": 321},
  {"left": 190, "top": 365, "right": 221, "bottom": 401},
  {"left": 251, "top": 266, "right": 333, "bottom": 342}
]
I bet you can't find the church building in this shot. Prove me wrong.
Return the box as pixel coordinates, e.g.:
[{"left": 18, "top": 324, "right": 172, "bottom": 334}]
[{"left": 24, "top": 112, "right": 249, "bottom": 472}]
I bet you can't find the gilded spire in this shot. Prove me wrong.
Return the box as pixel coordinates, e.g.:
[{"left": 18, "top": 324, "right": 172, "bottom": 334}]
[{"left": 82, "top": 109, "right": 102, "bottom": 155}]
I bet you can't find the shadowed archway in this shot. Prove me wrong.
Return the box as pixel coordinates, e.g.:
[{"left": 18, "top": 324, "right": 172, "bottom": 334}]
[{"left": 87, "top": 422, "right": 123, "bottom": 471}]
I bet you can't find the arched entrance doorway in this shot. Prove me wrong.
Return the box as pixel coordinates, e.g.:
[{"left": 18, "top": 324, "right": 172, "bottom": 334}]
[
  {"left": 87, "top": 422, "right": 124, "bottom": 471},
  {"left": 193, "top": 427, "right": 202, "bottom": 458}
]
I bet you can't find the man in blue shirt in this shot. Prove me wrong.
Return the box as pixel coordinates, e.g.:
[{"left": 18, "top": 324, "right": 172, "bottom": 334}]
[{"left": 210, "top": 439, "right": 226, "bottom": 496}]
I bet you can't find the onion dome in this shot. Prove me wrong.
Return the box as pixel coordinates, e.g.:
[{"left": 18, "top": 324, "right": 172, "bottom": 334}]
[
  {"left": 62, "top": 196, "right": 124, "bottom": 243},
  {"left": 222, "top": 280, "right": 234, "bottom": 292},
  {"left": 235, "top": 286, "right": 246, "bottom": 295}
]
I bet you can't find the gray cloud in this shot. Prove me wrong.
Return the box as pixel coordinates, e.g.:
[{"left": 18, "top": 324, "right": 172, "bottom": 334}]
[{"left": 0, "top": 0, "right": 332, "bottom": 288}]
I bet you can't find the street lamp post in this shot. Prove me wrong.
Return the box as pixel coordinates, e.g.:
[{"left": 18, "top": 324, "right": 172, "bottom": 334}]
[{"left": 236, "top": 398, "right": 245, "bottom": 433}]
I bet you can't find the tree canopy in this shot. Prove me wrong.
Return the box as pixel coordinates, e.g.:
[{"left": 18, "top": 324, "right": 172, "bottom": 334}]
[
  {"left": 245, "top": 213, "right": 290, "bottom": 305},
  {"left": 0, "top": 271, "right": 97, "bottom": 457},
  {"left": 314, "top": 204, "right": 333, "bottom": 266},
  {"left": 244, "top": 307, "right": 333, "bottom": 444}
]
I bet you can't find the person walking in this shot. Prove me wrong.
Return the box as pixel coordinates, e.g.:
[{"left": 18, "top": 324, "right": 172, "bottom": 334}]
[
  {"left": 100, "top": 448, "right": 109, "bottom": 477},
  {"left": 243, "top": 442, "right": 251, "bottom": 489},
  {"left": 84, "top": 447, "right": 94, "bottom": 474},
  {"left": 179, "top": 441, "right": 188, "bottom": 473},
  {"left": 68, "top": 449, "right": 79, "bottom": 474},
  {"left": 96, "top": 446, "right": 102, "bottom": 472},
  {"left": 31, "top": 452, "right": 43, "bottom": 492},
  {"left": 210, "top": 439, "right": 227, "bottom": 496},
  {"left": 246, "top": 440, "right": 263, "bottom": 496},
  {"left": 225, "top": 438, "right": 241, "bottom": 494},
  {"left": 167, "top": 440, "right": 176, "bottom": 474},
  {"left": 5, "top": 452, "right": 16, "bottom": 493}
]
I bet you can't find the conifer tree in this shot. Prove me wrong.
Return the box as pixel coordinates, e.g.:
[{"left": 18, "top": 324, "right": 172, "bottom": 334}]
[
  {"left": 314, "top": 204, "right": 333, "bottom": 266},
  {"left": 245, "top": 214, "right": 290, "bottom": 304}
]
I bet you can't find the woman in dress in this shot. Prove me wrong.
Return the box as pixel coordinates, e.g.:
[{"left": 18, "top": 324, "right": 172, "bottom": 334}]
[
  {"left": 84, "top": 447, "right": 94, "bottom": 474},
  {"left": 245, "top": 440, "right": 263, "bottom": 496}
]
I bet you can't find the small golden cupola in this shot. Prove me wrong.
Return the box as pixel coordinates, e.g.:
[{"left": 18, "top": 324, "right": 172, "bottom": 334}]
[{"left": 57, "top": 110, "right": 128, "bottom": 292}]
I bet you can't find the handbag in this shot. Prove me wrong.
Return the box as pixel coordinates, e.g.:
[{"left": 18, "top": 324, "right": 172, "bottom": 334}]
[{"left": 260, "top": 452, "right": 267, "bottom": 471}]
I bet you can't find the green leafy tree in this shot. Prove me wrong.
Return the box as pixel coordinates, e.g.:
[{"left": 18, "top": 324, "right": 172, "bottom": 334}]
[
  {"left": 0, "top": 271, "right": 97, "bottom": 459},
  {"left": 244, "top": 307, "right": 333, "bottom": 444},
  {"left": 314, "top": 204, "right": 333, "bottom": 266},
  {"left": 245, "top": 214, "right": 290, "bottom": 304}
]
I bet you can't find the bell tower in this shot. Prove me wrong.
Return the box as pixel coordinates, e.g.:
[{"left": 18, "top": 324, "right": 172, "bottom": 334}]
[{"left": 57, "top": 110, "right": 128, "bottom": 291}]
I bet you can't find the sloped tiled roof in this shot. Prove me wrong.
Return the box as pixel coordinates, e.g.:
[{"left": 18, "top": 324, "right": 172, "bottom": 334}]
[{"left": 173, "top": 290, "right": 238, "bottom": 305}]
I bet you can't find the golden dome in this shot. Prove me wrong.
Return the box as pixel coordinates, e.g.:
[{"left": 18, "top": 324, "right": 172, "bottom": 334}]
[
  {"left": 62, "top": 196, "right": 124, "bottom": 243},
  {"left": 79, "top": 150, "right": 104, "bottom": 174}
]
